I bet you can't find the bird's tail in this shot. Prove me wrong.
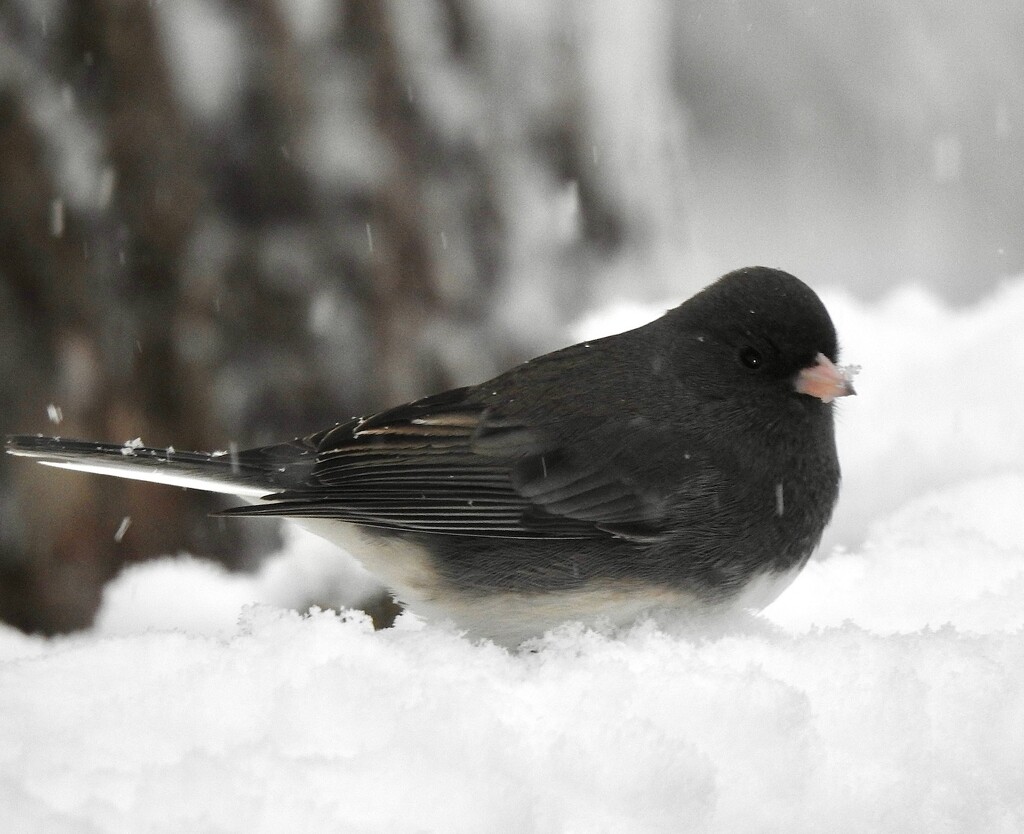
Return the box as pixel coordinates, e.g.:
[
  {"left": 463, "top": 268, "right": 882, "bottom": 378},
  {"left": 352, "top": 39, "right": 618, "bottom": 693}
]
[{"left": 4, "top": 435, "right": 310, "bottom": 497}]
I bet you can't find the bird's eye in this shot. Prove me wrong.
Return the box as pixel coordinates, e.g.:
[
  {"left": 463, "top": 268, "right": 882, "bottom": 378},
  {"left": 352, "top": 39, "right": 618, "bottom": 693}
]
[{"left": 738, "top": 346, "right": 763, "bottom": 370}]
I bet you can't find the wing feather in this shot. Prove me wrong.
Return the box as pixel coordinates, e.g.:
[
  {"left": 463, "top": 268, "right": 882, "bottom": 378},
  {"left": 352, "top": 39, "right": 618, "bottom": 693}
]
[{"left": 222, "top": 388, "right": 676, "bottom": 540}]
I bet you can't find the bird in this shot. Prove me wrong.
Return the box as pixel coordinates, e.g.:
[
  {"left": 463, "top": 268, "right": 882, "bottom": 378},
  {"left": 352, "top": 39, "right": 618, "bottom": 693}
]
[{"left": 7, "top": 266, "right": 856, "bottom": 646}]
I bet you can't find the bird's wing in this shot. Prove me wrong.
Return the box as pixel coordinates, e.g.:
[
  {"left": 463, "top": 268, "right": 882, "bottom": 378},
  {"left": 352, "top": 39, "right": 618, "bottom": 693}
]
[{"left": 221, "top": 387, "right": 687, "bottom": 541}]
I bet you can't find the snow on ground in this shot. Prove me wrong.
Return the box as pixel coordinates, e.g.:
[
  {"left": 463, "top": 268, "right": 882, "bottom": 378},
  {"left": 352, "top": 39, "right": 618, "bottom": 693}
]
[{"left": 3, "top": 277, "right": 1024, "bottom": 832}]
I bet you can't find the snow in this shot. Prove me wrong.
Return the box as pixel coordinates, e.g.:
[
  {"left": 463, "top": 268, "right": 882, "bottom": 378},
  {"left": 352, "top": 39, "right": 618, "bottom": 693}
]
[
  {"left": 155, "top": 0, "right": 245, "bottom": 123},
  {"left": 4, "top": 278, "right": 1024, "bottom": 832},
  {"left": 93, "top": 525, "right": 383, "bottom": 640},
  {"left": 119, "top": 438, "right": 144, "bottom": 457}
]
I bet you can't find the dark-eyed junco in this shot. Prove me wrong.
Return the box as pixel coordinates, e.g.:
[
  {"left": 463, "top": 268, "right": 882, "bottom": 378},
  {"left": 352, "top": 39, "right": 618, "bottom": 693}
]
[{"left": 7, "top": 266, "right": 856, "bottom": 644}]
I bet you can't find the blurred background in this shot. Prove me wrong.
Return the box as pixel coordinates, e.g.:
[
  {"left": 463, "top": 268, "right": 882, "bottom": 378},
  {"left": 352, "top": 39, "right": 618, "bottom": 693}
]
[{"left": 2, "top": 0, "right": 1022, "bottom": 634}]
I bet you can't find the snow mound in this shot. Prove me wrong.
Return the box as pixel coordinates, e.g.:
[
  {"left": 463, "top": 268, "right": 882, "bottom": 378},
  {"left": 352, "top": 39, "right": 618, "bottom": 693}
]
[
  {"left": 825, "top": 280, "right": 1024, "bottom": 550},
  {"left": 1, "top": 472, "right": 1022, "bottom": 831},
  {"left": 94, "top": 525, "right": 384, "bottom": 638},
  {"left": 766, "top": 473, "right": 1024, "bottom": 634}
]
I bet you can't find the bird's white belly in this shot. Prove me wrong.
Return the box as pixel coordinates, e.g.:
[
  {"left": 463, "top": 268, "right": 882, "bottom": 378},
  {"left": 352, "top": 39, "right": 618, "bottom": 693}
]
[
  {"left": 293, "top": 518, "right": 674, "bottom": 644},
  {"left": 291, "top": 519, "right": 802, "bottom": 646}
]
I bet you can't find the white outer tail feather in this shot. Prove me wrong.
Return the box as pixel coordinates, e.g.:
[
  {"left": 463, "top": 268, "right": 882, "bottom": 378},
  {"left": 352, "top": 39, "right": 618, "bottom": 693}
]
[
  {"left": 5, "top": 437, "right": 283, "bottom": 499},
  {"left": 34, "top": 459, "right": 268, "bottom": 497}
]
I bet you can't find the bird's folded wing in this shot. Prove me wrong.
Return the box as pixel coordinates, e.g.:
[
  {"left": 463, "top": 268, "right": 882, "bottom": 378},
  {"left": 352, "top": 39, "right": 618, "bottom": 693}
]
[{"left": 221, "top": 388, "right": 677, "bottom": 541}]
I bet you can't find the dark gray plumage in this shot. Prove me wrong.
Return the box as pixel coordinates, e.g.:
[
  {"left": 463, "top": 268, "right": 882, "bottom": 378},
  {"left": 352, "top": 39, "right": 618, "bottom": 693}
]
[{"left": 7, "top": 266, "right": 855, "bottom": 644}]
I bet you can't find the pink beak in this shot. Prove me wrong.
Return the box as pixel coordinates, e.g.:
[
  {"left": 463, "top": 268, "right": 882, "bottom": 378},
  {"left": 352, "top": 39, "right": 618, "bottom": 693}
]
[{"left": 794, "top": 353, "right": 857, "bottom": 403}]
